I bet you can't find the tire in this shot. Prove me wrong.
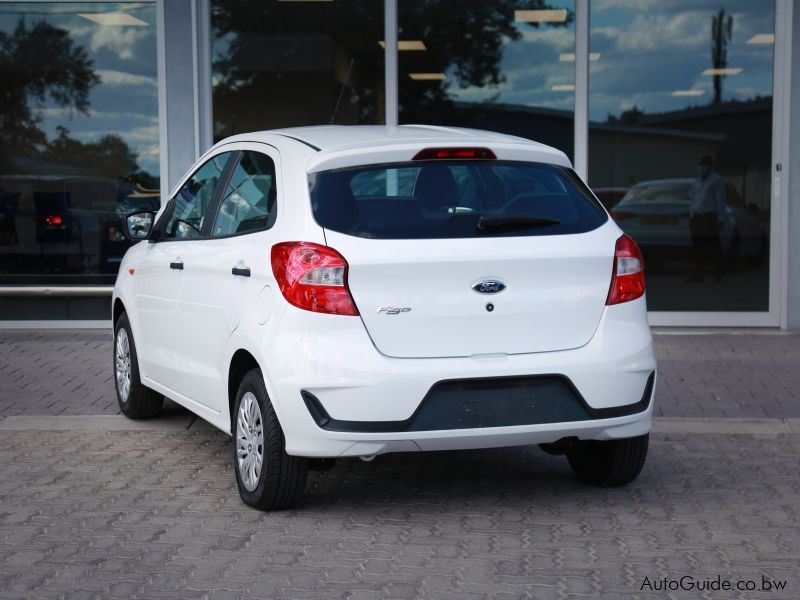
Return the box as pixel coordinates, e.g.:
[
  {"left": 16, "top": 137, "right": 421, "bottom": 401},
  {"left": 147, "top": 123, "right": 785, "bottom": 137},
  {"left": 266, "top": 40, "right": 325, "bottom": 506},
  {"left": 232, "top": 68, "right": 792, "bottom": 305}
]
[
  {"left": 566, "top": 434, "right": 649, "bottom": 487},
  {"left": 232, "top": 369, "right": 308, "bottom": 510},
  {"left": 113, "top": 312, "right": 163, "bottom": 419}
]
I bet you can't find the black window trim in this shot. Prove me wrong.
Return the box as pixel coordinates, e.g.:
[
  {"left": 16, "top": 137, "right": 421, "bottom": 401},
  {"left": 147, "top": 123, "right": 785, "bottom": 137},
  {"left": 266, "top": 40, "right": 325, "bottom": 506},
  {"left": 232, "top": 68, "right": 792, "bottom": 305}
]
[{"left": 206, "top": 150, "right": 280, "bottom": 240}]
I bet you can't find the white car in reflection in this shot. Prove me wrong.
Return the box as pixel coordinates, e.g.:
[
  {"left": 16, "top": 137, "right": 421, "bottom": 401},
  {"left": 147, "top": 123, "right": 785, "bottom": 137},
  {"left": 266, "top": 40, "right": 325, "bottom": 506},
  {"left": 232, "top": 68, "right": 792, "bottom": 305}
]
[{"left": 610, "top": 178, "right": 768, "bottom": 270}]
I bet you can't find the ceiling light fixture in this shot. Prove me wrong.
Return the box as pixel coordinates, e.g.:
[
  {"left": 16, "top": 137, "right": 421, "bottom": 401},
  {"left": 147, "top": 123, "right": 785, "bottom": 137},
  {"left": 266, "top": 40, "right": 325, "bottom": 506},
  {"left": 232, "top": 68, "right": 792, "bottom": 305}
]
[
  {"left": 559, "top": 53, "right": 600, "bottom": 62},
  {"left": 379, "top": 40, "right": 427, "bottom": 51},
  {"left": 78, "top": 12, "right": 148, "bottom": 26},
  {"left": 552, "top": 84, "right": 575, "bottom": 91},
  {"left": 515, "top": 9, "right": 568, "bottom": 23},
  {"left": 746, "top": 33, "right": 774, "bottom": 44},
  {"left": 409, "top": 73, "right": 445, "bottom": 81},
  {"left": 702, "top": 67, "right": 743, "bottom": 76},
  {"left": 671, "top": 90, "right": 705, "bottom": 97}
]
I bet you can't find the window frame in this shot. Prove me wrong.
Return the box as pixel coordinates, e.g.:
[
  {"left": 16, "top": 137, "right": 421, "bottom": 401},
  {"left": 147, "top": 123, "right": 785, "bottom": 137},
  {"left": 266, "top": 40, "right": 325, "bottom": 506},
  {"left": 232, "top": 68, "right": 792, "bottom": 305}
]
[{"left": 154, "top": 150, "right": 238, "bottom": 242}]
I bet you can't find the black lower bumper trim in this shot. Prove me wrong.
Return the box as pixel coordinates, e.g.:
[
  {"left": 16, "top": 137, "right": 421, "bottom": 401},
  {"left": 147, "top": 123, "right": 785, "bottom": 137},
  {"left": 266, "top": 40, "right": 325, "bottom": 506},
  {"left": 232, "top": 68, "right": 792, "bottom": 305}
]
[{"left": 302, "top": 371, "right": 655, "bottom": 433}]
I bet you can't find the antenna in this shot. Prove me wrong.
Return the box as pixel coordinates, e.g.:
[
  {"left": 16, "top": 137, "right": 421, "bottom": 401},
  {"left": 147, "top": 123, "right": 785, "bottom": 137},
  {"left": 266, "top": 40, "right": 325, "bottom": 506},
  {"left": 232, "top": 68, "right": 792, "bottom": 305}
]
[{"left": 330, "top": 58, "right": 355, "bottom": 125}]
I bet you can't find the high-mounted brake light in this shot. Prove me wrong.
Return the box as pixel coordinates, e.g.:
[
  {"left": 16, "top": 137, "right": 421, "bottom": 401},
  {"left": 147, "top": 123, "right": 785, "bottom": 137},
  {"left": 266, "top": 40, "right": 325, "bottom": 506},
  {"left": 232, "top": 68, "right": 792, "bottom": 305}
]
[
  {"left": 412, "top": 147, "right": 496, "bottom": 160},
  {"left": 606, "top": 234, "right": 645, "bottom": 305},
  {"left": 271, "top": 242, "right": 359, "bottom": 316}
]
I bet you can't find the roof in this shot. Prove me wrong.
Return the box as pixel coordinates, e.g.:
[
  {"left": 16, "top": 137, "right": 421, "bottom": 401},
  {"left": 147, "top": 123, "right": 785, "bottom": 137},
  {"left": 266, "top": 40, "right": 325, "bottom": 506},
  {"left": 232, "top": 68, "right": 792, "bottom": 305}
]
[
  {"left": 223, "top": 124, "right": 552, "bottom": 153},
  {"left": 214, "top": 124, "right": 571, "bottom": 173}
]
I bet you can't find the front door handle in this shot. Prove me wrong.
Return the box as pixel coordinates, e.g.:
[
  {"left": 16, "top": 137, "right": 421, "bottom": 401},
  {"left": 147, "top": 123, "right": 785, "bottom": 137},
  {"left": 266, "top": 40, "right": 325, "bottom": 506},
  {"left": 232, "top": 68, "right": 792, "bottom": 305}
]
[
  {"left": 231, "top": 267, "right": 251, "bottom": 277},
  {"left": 169, "top": 261, "right": 184, "bottom": 270}
]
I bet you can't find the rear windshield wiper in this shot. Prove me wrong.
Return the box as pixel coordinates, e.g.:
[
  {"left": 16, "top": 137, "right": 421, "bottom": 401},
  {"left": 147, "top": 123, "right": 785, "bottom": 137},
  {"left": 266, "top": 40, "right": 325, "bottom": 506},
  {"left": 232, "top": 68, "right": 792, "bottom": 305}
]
[{"left": 476, "top": 215, "right": 561, "bottom": 232}]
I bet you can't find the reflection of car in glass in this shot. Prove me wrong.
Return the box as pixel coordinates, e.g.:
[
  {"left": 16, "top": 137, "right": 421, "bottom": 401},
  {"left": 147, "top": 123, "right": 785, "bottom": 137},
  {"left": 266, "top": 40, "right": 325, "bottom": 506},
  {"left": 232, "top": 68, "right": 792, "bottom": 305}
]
[
  {"left": 610, "top": 179, "right": 767, "bottom": 270},
  {"left": 592, "top": 187, "right": 628, "bottom": 211},
  {"left": 0, "top": 175, "right": 159, "bottom": 282}
]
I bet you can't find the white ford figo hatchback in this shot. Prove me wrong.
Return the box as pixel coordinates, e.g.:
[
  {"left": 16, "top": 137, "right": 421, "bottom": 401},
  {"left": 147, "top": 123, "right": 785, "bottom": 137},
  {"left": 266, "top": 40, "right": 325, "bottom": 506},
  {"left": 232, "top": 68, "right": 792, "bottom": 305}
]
[{"left": 113, "top": 125, "right": 656, "bottom": 510}]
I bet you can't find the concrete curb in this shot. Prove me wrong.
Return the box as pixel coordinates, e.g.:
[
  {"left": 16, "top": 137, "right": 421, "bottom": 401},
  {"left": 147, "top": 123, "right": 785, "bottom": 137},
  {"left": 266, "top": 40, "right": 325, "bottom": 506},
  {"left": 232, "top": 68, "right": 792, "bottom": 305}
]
[
  {"left": 0, "top": 414, "right": 217, "bottom": 432},
  {"left": 0, "top": 415, "right": 798, "bottom": 435}
]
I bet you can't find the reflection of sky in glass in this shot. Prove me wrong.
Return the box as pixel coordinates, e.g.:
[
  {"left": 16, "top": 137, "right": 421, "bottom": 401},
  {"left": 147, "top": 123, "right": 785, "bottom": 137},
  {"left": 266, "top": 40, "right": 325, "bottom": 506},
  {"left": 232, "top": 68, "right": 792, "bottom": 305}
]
[
  {"left": 590, "top": 0, "right": 774, "bottom": 121},
  {"left": 448, "top": 0, "right": 575, "bottom": 112},
  {"left": 0, "top": 2, "right": 159, "bottom": 175}
]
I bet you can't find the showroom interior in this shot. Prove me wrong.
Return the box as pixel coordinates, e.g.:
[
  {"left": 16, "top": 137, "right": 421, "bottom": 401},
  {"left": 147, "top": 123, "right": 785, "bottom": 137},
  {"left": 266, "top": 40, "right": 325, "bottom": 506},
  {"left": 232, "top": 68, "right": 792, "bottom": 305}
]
[{"left": 0, "top": 0, "right": 798, "bottom": 328}]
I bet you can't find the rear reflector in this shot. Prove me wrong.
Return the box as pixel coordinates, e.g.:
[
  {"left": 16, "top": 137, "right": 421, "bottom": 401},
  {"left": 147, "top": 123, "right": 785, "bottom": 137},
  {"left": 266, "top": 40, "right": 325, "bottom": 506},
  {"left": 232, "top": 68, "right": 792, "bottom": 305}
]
[
  {"left": 412, "top": 147, "right": 496, "bottom": 160},
  {"left": 271, "top": 242, "right": 359, "bottom": 316},
  {"left": 610, "top": 210, "right": 636, "bottom": 221},
  {"left": 606, "top": 234, "right": 645, "bottom": 305}
]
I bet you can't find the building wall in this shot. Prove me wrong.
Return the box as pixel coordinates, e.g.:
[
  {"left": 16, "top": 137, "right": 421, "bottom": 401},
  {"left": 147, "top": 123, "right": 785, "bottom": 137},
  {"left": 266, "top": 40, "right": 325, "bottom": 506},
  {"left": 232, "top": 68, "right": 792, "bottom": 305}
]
[{"left": 788, "top": 4, "right": 800, "bottom": 328}]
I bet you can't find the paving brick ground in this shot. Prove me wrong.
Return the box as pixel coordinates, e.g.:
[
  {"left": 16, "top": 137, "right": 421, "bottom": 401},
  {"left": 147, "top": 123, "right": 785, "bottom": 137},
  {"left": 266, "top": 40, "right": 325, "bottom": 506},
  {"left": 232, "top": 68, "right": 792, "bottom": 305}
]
[
  {"left": 1, "top": 329, "right": 799, "bottom": 418},
  {"left": 0, "top": 425, "right": 797, "bottom": 599}
]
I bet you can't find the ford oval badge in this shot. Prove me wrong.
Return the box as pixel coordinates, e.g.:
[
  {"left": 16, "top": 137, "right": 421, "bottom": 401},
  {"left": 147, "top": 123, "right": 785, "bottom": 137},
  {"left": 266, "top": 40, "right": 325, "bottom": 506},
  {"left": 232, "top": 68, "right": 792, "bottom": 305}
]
[{"left": 472, "top": 279, "right": 506, "bottom": 294}]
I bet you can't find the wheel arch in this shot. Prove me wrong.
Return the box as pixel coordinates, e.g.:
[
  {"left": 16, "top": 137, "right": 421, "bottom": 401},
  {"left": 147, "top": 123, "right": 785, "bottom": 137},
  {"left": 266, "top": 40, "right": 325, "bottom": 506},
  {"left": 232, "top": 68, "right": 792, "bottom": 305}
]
[
  {"left": 228, "top": 349, "right": 261, "bottom": 422},
  {"left": 113, "top": 298, "right": 126, "bottom": 326}
]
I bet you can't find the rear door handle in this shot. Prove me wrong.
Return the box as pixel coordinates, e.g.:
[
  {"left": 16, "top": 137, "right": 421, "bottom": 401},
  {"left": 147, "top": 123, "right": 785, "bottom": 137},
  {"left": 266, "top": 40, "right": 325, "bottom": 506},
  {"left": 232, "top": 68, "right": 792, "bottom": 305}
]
[
  {"left": 169, "top": 261, "right": 184, "bottom": 270},
  {"left": 231, "top": 267, "right": 251, "bottom": 277}
]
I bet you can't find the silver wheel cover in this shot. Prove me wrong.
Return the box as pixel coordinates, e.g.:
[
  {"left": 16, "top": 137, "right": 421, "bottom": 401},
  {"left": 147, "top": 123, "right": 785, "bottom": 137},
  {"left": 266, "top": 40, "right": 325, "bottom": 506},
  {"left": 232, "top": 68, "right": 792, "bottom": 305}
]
[
  {"left": 115, "top": 328, "right": 132, "bottom": 403},
  {"left": 236, "top": 392, "right": 264, "bottom": 492}
]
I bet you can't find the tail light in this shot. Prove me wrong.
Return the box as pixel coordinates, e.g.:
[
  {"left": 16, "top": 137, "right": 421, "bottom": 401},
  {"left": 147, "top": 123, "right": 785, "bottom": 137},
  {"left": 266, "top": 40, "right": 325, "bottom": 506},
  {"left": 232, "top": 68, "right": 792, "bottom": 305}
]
[
  {"left": 610, "top": 210, "right": 636, "bottom": 221},
  {"left": 271, "top": 242, "right": 359, "bottom": 316},
  {"left": 34, "top": 215, "right": 64, "bottom": 226},
  {"left": 606, "top": 234, "right": 645, "bottom": 305}
]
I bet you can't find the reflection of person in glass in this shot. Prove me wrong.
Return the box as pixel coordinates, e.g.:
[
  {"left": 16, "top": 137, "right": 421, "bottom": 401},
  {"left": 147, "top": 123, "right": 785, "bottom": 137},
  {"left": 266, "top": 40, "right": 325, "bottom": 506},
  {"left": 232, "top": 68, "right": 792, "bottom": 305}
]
[{"left": 688, "top": 156, "right": 725, "bottom": 282}]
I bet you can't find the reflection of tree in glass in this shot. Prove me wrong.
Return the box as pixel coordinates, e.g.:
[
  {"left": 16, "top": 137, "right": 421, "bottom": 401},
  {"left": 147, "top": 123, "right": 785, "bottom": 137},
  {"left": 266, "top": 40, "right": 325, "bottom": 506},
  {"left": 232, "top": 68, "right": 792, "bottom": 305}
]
[
  {"left": 399, "top": 0, "right": 571, "bottom": 123},
  {"left": 711, "top": 9, "right": 733, "bottom": 105},
  {"left": 0, "top": 19, "right": 98, "bottom": 169},
  {"left": 0, "top": 18, "right": 153, "bottom": 183},
  {"left": 41, "top": 126, "right": 140, "bottom": 180},
  {"left": 212, "top": 0, "right": 569, "bottom": 133}
]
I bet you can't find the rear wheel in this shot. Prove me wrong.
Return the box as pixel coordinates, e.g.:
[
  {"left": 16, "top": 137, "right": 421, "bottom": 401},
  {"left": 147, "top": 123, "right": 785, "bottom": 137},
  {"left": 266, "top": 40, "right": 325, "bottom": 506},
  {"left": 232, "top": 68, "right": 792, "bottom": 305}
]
[
  {"left": 233, "top": 369, "right": 308, "bottom": 510},
  {"left": 114, "top": 312, "right": 163, "bottom": 419},
  {"left": 566, "top": 434, "right": 648, "bottom": 486}
]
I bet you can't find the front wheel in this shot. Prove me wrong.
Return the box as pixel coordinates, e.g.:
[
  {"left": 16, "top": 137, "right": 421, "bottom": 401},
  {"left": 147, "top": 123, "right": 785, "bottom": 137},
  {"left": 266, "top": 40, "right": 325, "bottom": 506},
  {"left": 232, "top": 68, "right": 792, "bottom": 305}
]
[
  {"left": 566, "top": 434, "right": 649, "bottom": 486},
  {"left": 233, "top": 369, "right": 308, "bottom": 510},
  {"left": 114, "top": 312, "right": 163, "bottom": 419}
]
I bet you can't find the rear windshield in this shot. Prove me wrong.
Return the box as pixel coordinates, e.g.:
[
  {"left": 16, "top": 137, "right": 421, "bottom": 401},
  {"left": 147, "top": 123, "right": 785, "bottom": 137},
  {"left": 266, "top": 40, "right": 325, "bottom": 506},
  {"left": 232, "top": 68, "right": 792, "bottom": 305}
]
[{"left": 309, "top": 160, "right": 607, "bottom": 239}]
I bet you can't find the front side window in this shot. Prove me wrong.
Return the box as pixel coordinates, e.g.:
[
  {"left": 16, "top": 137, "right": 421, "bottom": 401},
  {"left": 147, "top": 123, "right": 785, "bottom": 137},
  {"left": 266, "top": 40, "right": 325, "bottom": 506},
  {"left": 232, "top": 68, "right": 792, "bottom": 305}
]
[
  {"left": 164, "top": 152, "right": 231, "bottom": 239},
  {"left": 310, "top": 160, "right": 607, "bottom": 239},
  {"left": 211, "top": 151, "right": 277, "bottom": 237}
]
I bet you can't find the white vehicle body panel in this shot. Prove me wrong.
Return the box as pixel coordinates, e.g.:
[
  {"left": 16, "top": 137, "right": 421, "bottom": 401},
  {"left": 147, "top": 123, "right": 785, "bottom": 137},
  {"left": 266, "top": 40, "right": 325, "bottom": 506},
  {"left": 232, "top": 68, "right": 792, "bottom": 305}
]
[{"left": 112, "top": 125, "right": 656, "bottom": 458}]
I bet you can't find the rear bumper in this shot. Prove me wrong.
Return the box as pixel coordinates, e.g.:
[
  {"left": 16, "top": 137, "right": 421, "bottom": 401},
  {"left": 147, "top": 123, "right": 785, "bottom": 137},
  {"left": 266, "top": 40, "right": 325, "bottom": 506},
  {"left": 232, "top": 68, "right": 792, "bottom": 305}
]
[{"left": 259, "top": 296, "right": 656, "bottom": 458}]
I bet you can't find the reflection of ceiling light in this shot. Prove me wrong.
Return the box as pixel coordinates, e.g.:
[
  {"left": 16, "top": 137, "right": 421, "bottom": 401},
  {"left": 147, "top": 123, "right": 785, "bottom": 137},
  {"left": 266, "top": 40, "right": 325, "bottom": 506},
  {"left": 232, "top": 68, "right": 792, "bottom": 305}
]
[
  {"left": 379, "top": 40, "right": 427, "bottom": 51},
  {"left": 515, "top": 9, "right": 568, "bottom": 23},
  {"left": 409, "top": 73, "right": 445, "bottom": 81},
  {"left": 78, "top": 12, "right": 148, "bottom": 26},
  {"left": 559, "top": 53, "right": 600, "bottom": 62},
  {"left": 702, "top": 67, "right": 743, "bottom": 76},
  {"left": 552, "top": 84, "right": 575, "bottom": 91},
  {"left": 672, "top": 89, "right": 705, "bottom": 97},
  {"left": 747, "top": 33, "right": 774, "bottom": 44}
]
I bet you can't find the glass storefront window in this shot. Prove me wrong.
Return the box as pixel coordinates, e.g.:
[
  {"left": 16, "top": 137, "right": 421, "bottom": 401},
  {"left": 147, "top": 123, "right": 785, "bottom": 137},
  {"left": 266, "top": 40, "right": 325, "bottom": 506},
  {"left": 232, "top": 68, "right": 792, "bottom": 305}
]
[
  {"left": 589, "top": 0, "right": 774, "bottom": 312},
  {"left": 398, "top": 0, "right": 575, "bottom": 160},
  {"left": 0, "top": 2, "right": 160, "bottom": 287},
  {"left": 211, "top": 0, "right": 385, "bottom": 140}
]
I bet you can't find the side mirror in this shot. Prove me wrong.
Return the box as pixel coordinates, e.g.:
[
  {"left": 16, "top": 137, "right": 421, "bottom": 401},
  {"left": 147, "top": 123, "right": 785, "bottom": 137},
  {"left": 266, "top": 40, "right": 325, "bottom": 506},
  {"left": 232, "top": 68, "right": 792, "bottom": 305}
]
[{"left": 124, "top": 211, "right": 155, "bottom": 241}]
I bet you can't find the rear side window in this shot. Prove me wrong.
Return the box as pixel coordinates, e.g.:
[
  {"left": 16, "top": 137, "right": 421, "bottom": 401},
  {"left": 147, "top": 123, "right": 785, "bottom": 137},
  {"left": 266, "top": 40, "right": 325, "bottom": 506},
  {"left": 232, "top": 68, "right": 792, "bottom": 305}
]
[
  {"left": 211, "top": 151, "right": 277, "bottom": 237},
  {"left": 309, "top": 160, "right": 607, "bottom": 239}
]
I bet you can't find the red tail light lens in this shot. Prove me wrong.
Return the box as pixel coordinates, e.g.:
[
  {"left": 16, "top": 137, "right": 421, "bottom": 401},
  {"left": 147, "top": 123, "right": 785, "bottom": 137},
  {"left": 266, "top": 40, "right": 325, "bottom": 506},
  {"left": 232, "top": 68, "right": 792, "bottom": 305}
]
[
  {"left": 271, "top": 242, "right": 359, "bottom": 316},
  {"left": 412, "top": 147, "right": 496, "bottom": 160},
  {"left": 606, "top": 234, "right": 645, "bottom": 305}
]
